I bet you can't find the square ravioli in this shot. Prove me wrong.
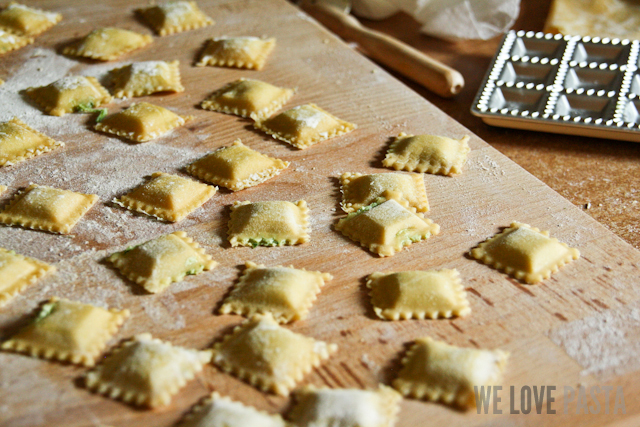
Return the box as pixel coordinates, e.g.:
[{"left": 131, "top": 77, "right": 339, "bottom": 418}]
[
  {"left": 0, "top": 28, "right": 32, "bottom": 54},
  {"left": 178, "top": 392, "right": 289, "bottom": 427},
  {"left": 0, "top": 248, "right": 55, "bottom": 307},
  {"left": 0, "top": 3, "right": 61, "bottom": 36},
  {"left": 335, "top": 199, "right": 439, "bottom": 257},
  {"left": 1, "top": 297, "right": 129, "bottom": 366},
  {"left": 228, "top": 200, "right": 310, "bottom": 247},
  {"left": 392, "top": 337, "right": 508, "bottom": 408},
  {"left": 107, "top": 231, "right": 217, "bottom": 294},
  {"left": 114, "top": 172, "right": 216, "bottom": 222},
  {"left": 366, "top": 269, "right": 470, "bottom": 320},
  {"left": 138, "top": 1, "right": 214, "bottom": 36},
  {"left": 219, "top": 261, "right": 332, "bottom": 323},
  {"left": 196, "top": 36, "right": 275, "bottom": 70},
  {"left": 84, "top": 333, "right": 212, "bottom": 407},
  {"left": 289, "top": 385, "right": 401, "bottom": 427},
  {"left": 1, "top": 118, "right": 64, "bottom": 166},
  {"left": 63, "top": 27, "right": 152, "bottom": 61},
  {"left": 95, "top": 102, "right": 189, "bottom": 142},
  {"left": 201, "top": 78, "right": 294, "bottom": 120},
  {"left": 255, "top": 104, "right": 357, "bottom": 149},
  {"left": 340, "top": 172, "right": 429, "bottom": 213},
  {"left": 110, "top": 60, "right": 185, "bottom": 98},
  {"left": 26, "top": 75, "right": 112, "bottom": 117},
  {"left": 383, "top": 132, "right": 471, "bottom": 176},
  {"left": 0, "top": 184, "right": 98, "bottom": 234},
  {"left": 470, "top": 222, "right": 580, "bottom": 284},
  {"left": 212, "top": 313, "right": 337, "bottom": 396},
  {"left": 186, "top": 140, "right": 289, "bottom": 191}
]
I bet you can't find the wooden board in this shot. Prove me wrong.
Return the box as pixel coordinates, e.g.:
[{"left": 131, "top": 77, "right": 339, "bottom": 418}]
[{"left": 1, "top": 0, "right": 640, "bottom": 425}]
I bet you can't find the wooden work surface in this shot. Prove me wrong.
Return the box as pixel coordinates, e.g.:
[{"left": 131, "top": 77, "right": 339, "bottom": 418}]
[{"left": 1, "top": 0, "right": 640, "bottom": 426}]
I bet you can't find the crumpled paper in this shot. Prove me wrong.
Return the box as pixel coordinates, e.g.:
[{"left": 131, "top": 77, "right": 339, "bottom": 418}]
[{"left": 351, "top": 0, "right": 521, "bottom": 41}]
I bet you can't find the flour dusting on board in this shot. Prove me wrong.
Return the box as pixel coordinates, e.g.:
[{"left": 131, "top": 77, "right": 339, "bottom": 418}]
[{"left": 547, "top": 303, "right": 640, "bottom": 378}]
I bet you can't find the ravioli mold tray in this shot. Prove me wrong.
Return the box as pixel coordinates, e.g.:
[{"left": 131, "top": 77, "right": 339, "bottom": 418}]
[{"left": 471, "top": 30, "right": 640, "bottom": 142}]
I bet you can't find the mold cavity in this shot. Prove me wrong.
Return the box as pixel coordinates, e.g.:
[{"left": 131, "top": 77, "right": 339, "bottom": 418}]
[
  {"left": 500, "top": 62, "right": 554, "bottom": 84},
  {"left": 630, "top": 74, "right": 640, "bottom": 96},
  {"left": 624, "top": 100, "right": 640, "bottom": 124},
  {"left": 510, "top": 38, "right": 563, "bottom": 58},
  {"left": 564, "top": 68, "right": 619, "bottom": 90},
  {"left": 489, "top": 88, "right": 545, "bottom": 111},
  {"left": 554, "top": 94, "right": 610, "bottom": 118},
  {"left": 572, "top": 43, "right": 625, "bottom": 63}
]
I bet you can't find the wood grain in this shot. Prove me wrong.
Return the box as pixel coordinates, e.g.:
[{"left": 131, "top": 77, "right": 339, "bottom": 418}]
[{"left": 0, "top": 1, "right": 639, "bottom": 426}]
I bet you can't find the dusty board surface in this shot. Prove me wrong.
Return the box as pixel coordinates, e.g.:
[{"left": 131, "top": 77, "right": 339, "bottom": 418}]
[{"left": 1, "top": 0, "right": 640, "bottom": 426}]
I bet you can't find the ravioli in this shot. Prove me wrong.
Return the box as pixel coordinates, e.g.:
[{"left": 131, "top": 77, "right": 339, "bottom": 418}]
[
  {"left": 0, "top": 248, "right": 55, "bottom": 307},
  {"left": 340, "top": 172, "right": 429, "bottom": 213},
  {"left": 196, "top": 36, "right": 275, "bottom": 70},
  {"left": 95, "top": 102, "right": 189, "bottom": 142},
  {"left": 0, "top": 28, "right": 32, "bottom": 54},
  {"left": 63, "top": 27, "right": 152, "bottom": 61},
  {"left": 26, "top": 75, "right": 112, "bottom": 116},
  {"left": 110, "top": 60, "right": 185, "bottom": 98},
  {"left": 0, "top": 3, "right": 61, "bottom": 36},
  {"left": 138, "top": 1, "right": 214, "bottom": 36},
  {"left": 0, "top": 118, "right": 65, "bottom": 166}
]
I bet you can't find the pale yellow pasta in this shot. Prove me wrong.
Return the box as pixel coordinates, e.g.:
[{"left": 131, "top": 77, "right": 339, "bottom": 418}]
[
  {"left": 114, "top": 172, "right": 216, "bottom": 222},
  {"left": 107, "top": 231, "right": 217, "bottom": 294},
  {"left": 0, "top": 118, "right": 64, "bottom": 166},
  {"left": 228, "top": 200, "right": 310, "bottom": 247},
  {"left": 1, "top": 297, "right": 129, "bottom": 366},
  {"left": 178, "top": 392, "right": 290, "bottom": 427},
  {"left": 63, "top": 27, "right": 152, "bottom": 61},
  {"left": 289, "top": 385, "right": 402, "bottom": 427},
  {"left": 110, "top": 60, "right": 185, "bottom": 98},
  {"left": 470, "top": 222, "right": 580, "bottom": 284},
  {"left": 84, "top": 333, "right": 212, "bottom": 407},
  {"left": 196, "top": 36, "right": 275, "bottom": 70},
  {"left": 186, "top": 140, "right": 289, "bottom": 191},
  {"left": 201, "top": 78, "right": 294, "bottom": 120},
  {"left": 0, "top": 28, "right": 32, "bottom": 54},
  {"left": 383, "top": 132, "right": 470, "bottom": 176},
  {"left": 366, "top": 269, "right": 470, "bottom": 320},
  {"left": 26, "top": 75, "right": 112, "bottom": 116},
  {"left": 0, "top": 247, "right": 55, "bottom": 307},
  {"left": 0, "top": 184, "right": 98, "bottom": 234},
  {"left": 219, "top": 261, "right": 332, "bottom": 323},
  {"left": 255, "top": 104, "right": 357, "bottom": 149},
  {"left": 340, "top": 172, "right": 429, "bottom": 213},
  {"left": 211, "top": 313, "right": 337, "bottom": 396},
  {"left": 0, "top": 3, "right": 61, "bottom": 36},
  {"left": 138, "top": 1, "right": 213, "bottom": 36},
  {"left": 393, "top": 337, "right": 508, "bottom": 408},
  {"left": 335, "top": 199, "right": 439, "bottom": 257},
  {"left": 95, "top": 102, "right": 189, "bottom": 142}
]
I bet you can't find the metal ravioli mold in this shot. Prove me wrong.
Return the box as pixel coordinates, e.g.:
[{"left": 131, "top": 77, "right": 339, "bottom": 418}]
[{"left": 471, "top": 30, "right": 640, "bottom": 142}]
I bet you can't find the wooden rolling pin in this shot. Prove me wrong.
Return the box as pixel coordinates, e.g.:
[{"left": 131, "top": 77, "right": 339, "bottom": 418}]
[{"left": 299, "top": 0, "right": 465, "bottom": 97}]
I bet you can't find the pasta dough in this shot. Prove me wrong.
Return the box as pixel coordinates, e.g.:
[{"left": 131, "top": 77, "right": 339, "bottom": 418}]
[
  {"left": 26, "top": 76, "right": 112, "bottom": 116},
  {"left": 114, "top": 172, "right": 216, "bottom": 222},
  {"left": 201, "top": 78, "right": 294, "bottom": 120},
  {"left": 255, "top": 104, "right": 357, "bottom": 149},
  {"left": 228, "top": 200, "right": 310, "bottom": 247},
  {"left": 107, "top": 231, "right": 217, "bottom": 294},
  {"left": 137, "top": 1, "right": 213, "bottom": 36},
  {"left": 219, "top": 261, "right": 332, "bottom": 323},
  {"left": 340, "top": 172, "right": 429, "bottom": 213},
  {"left": 63, "top": 27, "right": 152, "bottom": 61},
  {"left": 383, "top": 132, "right": 470, "bottom": 176},
  {"left": 470, "top": 222, "right": 580, "bottom": 284},
  {"left": 211, "top": 313, "right": 337, "bottom": 395},
  {"left": 196, "top": 36, "right": 275, "bottom": 70},
  {"left": 1, "top": 297, "right": 129, "bottom": 366},
  {"left": 0, "top": 184, "right": 98, "bottom": 234},
  {"left": 0, "top": 248, "right": 55, "bottom": 307},
  {"left": 0, "top": 117, "right": 65, "bottom": 166},
  {"left": 109, "top": 60, "right": 185, "bottom": 98},
  {"left": 366, "top": 269, "right": 470, "bottom": 320},
  {"left": 0, "top": 3, "right": 61, "bottom": 36},
  {"left": 186, "top": 140, "right": 289, "bottom": 191},
  {"left": 178, "top": 392, "right": 289, "bottom": 427},
  {"left": 84, "top": 333, "right": 212, "bottom": 407},
  {"left": 335, "top": 199, "right": 440, "bottom": 257},
  {"left": 289, "top": 385, "right": 402, "bottom": 427},
  {"left": 95, "top": 102, "right": 189, "bottom": 142},
  {"left": 393, "top": 337, "right": 508, "bottom": 408}
]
